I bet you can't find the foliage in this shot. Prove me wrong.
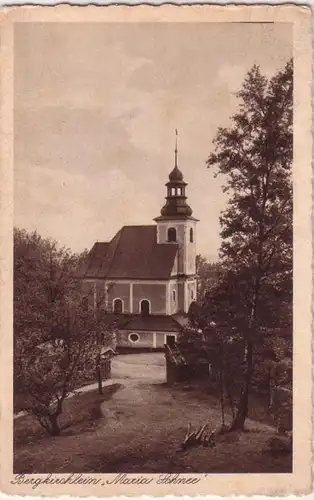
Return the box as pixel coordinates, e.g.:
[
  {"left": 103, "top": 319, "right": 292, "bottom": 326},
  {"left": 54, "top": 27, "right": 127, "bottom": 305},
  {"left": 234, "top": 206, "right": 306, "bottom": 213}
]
[
  {"left": 14, "top": 228, "right": 114, "bottom": 435},
  {"left": 204, "top": 59, "right": 293, "bottom": 430},
  {"left": 177, "top": 324, "right": 206, "bottom": 352},
  {"left": 184, "top": 269, "right": 292, "bottom": 429},
  {"left": 196, "top": 254, "right": 223, "bottom": 300},
  {"left": 184, "top": 286, "right": 246, "bottom": 425}
]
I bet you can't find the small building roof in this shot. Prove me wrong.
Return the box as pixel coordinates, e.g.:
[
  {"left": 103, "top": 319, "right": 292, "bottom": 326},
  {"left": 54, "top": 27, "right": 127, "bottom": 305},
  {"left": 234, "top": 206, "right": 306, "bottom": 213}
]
[
  {"left": 100, "top": 347, "right": 117, "bottom": 359},
  {"left": 80, "top": 225, "right": 178, "bottom": 280},
  {"left": 100, "top": 313, "right": 182, "bottom": 333}
]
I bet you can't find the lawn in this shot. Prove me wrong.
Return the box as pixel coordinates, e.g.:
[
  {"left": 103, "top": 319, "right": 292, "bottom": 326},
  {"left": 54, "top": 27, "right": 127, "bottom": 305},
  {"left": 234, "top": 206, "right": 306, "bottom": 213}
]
[{"left": 14, "top": 379, "right": 292, "bottom": 474}]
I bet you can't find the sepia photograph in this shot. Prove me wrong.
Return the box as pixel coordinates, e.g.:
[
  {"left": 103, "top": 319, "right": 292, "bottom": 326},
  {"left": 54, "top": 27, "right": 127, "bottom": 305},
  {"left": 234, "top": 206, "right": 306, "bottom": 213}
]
[{"left": 1, "top": 4, "right": 311, "bottom": 497}]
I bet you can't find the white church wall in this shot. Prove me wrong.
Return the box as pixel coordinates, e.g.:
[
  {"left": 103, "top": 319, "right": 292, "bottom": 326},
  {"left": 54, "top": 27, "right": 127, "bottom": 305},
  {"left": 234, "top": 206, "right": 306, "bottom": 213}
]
[{"left": 133, "top": 283, "right": 167, "bottom": 315}]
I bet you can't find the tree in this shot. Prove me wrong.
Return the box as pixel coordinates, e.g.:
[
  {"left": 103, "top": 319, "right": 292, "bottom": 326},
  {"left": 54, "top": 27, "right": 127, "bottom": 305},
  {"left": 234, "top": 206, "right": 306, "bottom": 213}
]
[
  {"left": 93, "top": 283, "right": 117, "bottom": 396},
  {"left": 190, "top": 270, "right": 248, "bottom": 421},
  {"left": 196, "top": 254, "right": 223, "bottom": 300},
  {"left": 187, "top": 263, "right": 292, "bottom": 432},
  {"left": 14, "top": 228, "right": 114, "bottom": 435},
  {"left": 206, "top": 60, "right": 293, "bottom": 430}
]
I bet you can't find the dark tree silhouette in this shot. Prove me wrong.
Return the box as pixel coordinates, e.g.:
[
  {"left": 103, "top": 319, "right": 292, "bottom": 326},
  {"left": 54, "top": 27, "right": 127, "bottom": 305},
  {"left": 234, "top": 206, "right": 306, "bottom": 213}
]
[
  {"left": 14, "top": 228, "right": 114, "bottom": 435},
  {"left": 206, "top": 60, "right": 293, "bottom": 430}
]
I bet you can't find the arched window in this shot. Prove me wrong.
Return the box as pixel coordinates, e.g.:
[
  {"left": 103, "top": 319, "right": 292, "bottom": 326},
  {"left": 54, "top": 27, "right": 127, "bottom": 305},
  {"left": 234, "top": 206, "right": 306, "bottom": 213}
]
[
  {"left": 172, "top": 290, "right": 176, "bottom": 302},
  {"left": 190, "top": 228, "right": 194, "bottom": 243},
  {"left": 140, "top": 299, "right": 150, "bottom": 316},
  {"left": 168, "top": 227, "right": 177, "bottom": 242},
  {"left": 191, "top": 289, "right": 194, "bottom": 300},
  {"left": 113, "top": 298, "right": 123, "bottom": 314},
  {"left": 171, "top": 187, "right": 176, "bottom": 196}
]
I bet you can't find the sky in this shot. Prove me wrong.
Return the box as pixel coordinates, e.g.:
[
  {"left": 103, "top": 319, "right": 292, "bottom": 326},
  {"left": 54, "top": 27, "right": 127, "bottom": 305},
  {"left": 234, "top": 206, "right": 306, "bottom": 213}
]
[{"left": 14, "top": 22, "right": 292, "bottom": 260}]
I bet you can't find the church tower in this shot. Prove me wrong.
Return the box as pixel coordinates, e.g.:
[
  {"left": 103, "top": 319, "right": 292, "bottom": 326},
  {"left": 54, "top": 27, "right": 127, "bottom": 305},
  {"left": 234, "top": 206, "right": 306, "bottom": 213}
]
[{"left": 154, "top": 132, "right": 198, "bottom": 313}]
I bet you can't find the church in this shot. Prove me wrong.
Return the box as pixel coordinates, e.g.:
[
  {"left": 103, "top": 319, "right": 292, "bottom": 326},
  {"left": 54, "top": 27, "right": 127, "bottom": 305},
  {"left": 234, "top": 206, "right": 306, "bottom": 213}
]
[{"left": 80, "top": 144, "right": 199, "bottom": 350}]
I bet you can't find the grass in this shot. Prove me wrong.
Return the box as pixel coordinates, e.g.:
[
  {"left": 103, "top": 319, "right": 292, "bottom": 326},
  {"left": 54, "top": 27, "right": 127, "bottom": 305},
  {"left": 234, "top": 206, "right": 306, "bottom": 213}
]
[
  {"left": 178, "top": 380, "right": 277, "bottom": 427},
  {"left": 14, "top": 384, "right": 122, "bottom": 448},
  {"left": 14, "top": 371, "right": 108, "bottom": 414},
  {"left": 14, "top": 379, "right": 292, "bottom": 474}
]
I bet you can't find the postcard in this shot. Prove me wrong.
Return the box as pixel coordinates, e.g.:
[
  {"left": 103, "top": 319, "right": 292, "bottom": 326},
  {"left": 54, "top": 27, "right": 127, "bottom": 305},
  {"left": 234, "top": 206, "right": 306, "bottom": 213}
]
[{"left": 0, "top": 4, "right": 312, "bottom": 497}]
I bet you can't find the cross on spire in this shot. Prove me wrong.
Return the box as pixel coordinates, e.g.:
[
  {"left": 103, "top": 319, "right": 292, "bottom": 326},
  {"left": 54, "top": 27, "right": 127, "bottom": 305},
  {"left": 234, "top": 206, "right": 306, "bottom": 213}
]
[{"left": 175, "top": 129, "right": 178, "bottom": 168}]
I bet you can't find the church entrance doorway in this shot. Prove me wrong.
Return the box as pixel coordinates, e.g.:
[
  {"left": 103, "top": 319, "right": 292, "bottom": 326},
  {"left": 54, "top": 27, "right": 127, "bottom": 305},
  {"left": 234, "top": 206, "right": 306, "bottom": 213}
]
[{"left": 166, "top": 334, "right": 176, "bottom": 348}]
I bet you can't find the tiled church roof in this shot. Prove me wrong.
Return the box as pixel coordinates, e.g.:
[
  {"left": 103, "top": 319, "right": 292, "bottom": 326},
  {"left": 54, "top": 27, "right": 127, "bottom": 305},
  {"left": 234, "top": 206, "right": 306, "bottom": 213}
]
[{"left": 81, "top": 225, "right": 178, "bottom": 280}]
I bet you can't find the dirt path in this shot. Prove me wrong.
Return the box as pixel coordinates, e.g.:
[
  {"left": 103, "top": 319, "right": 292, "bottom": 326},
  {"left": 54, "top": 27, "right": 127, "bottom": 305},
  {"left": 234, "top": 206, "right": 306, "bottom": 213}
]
[
  {"left": 14, "top": 352, "right": 165, "bottom": 420},
  {"left": 100, "top": 352, "right": 168, "bottom": 427},
  {"left": 111, "top": 352, "right": 166, "bottom": 384},
  {"left": 100, "top": 353, "right": 276, "bottom": 439},
  {"left": 86, "top": 353, "right": 283, "bottom": 473},
  {"left": 14, "top": 352, "right": 290, "bottom": 473}
]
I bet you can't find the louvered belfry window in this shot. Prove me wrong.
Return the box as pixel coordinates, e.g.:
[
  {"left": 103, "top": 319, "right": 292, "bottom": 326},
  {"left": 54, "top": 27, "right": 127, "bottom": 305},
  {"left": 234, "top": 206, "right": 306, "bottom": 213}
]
[{"left": 168, "top": 227, "right": 177, "bottom": 242}]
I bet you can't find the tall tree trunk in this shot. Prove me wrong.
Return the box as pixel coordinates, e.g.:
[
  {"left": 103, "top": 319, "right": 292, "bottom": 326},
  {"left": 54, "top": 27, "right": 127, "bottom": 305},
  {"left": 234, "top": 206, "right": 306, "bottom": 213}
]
[
  {"left": 267, "top": 367, "right": 272, "bottom": 408},
  {"left": 49, "top": 413, "right": 61, "bottom": 436},
  {"left": 96, "top": 353, "right": 103, "bottom": 395},
  {"left": 219, "top": 345, "right": 225, "bottom": 427},
  {"left": 225, "top": 378, "right": 235, "bottom": 419},
  {"left": 230, "top": 271, "right": 260, "bottom": 432},
  {"left": 229, "top": 339, "right": 253, "bottom": 431},
  {"left": 219, "top": 370, "right": 225, "bottom": 427}
]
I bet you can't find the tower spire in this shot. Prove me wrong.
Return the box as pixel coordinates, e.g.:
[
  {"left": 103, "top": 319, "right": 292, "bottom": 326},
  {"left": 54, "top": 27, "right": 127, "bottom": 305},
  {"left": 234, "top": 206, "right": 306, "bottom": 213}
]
[{"left": 174, "top": 128, "right": 178, "bottom": 168}]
